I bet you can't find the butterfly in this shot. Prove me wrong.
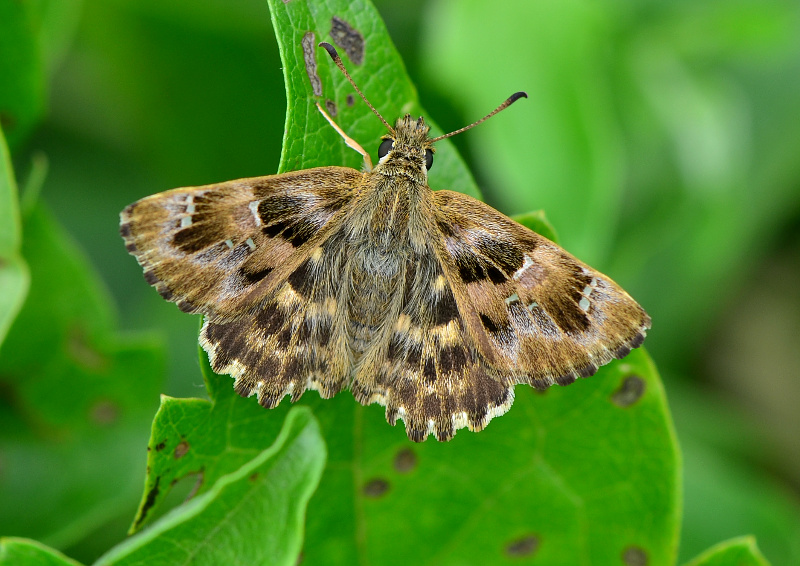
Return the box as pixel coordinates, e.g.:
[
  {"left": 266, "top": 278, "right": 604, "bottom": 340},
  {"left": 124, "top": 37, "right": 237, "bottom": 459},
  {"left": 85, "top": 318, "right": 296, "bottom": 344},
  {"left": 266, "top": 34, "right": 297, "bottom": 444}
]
[{"left": 120, "top": 42, "right": 650, "bottom": 442}]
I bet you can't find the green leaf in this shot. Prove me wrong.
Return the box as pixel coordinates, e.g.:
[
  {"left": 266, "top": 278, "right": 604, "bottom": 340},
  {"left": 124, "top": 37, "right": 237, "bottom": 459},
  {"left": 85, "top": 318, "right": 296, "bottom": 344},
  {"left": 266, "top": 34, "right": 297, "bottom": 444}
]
[
  {"left": 0, "top": 537, "right": 84, "bottom": 566},
  {"left": 0, "top": 127, "right": 29, "bottom": 346},
  {"left": 512, "top": 210, "right": 559, "bottom": 244},
  {"left": 683, "top": 536, "right": 771, "bottom": 566},
  {"left": 129, "top": 343, "right": 309, "bottom": 531},
  {"left": 0, "top": 201, "right": 165, "bottom": 548},
  {"left": 268, "top": 0, "right": 482, "bottom": 199},
  {"left": 96, "top": 407, "right": 325, "bottom": 566}
]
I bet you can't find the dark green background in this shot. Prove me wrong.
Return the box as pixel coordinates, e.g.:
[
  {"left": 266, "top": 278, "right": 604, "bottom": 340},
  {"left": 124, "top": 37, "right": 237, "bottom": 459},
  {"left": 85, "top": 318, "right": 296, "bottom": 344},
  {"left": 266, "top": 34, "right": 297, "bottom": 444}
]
[{"left": 2, "top": 0, "right": 799, "bottom": 564}]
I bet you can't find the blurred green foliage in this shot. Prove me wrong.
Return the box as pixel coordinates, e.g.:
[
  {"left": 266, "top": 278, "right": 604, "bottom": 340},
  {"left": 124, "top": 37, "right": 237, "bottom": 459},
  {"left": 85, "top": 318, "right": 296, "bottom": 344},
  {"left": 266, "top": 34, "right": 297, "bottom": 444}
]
[{"left": 1, "top": 0, "right": 799, "bottom": 564}]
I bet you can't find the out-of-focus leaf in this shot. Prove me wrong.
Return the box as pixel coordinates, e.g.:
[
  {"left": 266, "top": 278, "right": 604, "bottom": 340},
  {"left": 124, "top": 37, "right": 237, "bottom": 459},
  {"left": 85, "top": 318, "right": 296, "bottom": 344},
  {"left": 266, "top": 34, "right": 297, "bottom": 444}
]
[
  {"left": 0, "top": 2, "right": 46, "bottom": 149},
  {"left": 683, "top": 536, "right": 771, "bottom": 566},
  {"left": 0, "top": 538, "right": 84, "bottom": 566},
  {"left": 419, "top": 0, "right": 800, "bottom": 368},
  {"left": 0, "top": 128, "right": 29, "bottom": 345},
  {"left": 0, "top": 201, "right": 164, "bottom": 550},
  {"left": 420, "top": 0, "right": 625, "bottom": 265},
  {"left": 96, "top": 407, "right": 324, "bottom": 566},
  {"left": 680, "top": 437, "right": 800, "bottom": 565}
]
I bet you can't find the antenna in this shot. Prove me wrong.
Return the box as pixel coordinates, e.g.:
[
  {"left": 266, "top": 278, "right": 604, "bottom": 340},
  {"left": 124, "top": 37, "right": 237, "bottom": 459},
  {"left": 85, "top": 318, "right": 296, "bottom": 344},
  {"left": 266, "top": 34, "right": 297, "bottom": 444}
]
[
  {"left": 430, "top": 92, "right": 528, "bottom": 142},
  {"left": 318, "top": 42, "right": 395, "bottom": 134}
]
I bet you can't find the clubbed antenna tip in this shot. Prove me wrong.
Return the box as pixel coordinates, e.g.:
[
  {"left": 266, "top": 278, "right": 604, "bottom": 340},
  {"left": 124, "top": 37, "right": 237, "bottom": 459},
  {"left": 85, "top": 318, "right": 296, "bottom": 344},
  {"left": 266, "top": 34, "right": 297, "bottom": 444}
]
[{"left": 430, "top": 91, "right": 528, "bottom": 142}]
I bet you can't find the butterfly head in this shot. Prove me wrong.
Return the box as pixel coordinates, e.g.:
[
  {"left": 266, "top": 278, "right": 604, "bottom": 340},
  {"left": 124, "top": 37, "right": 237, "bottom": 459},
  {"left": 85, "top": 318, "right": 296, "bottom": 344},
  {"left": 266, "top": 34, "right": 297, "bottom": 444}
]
[
  {"left": 376, "top": 115, "right": 436, "bottom": 177},
  {"left": 318, "top": 41, "right": 526, "bottom": 178}
]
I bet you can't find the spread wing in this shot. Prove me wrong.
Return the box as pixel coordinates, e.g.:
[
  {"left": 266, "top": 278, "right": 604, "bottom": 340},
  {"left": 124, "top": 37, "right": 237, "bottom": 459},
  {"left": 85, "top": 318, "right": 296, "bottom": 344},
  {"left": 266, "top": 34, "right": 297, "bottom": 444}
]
[
  {"left": 121, "top": 167, "right": 363, "bottom": 406},
  {"left": 430, "top": 190, "right": 651, "bottom": 389},
  {"left": 120, "top": 167, "right": 362, "bottom": 319}
]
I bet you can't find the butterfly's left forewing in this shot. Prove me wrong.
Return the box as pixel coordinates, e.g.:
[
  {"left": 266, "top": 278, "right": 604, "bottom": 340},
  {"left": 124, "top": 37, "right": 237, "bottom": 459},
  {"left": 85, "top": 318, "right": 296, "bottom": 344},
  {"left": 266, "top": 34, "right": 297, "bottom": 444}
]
[{"left": 431, "top": 190, "right": 651, "bottom": 389}]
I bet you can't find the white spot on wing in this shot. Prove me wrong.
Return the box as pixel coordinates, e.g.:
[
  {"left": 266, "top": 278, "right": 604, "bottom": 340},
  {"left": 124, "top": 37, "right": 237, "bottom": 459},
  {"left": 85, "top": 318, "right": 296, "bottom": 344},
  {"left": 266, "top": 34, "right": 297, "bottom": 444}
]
[
  {"left": 245, "top": 237, "right": 256, "bottom": 251},
  {"left": 180, "top": 216, "right": 192, "bottom": 228},
  {"left": 505, "top": 293, "right": 520, "bottom": 305},
  {"left": 249, "top": 201, "right": 262, "bottom": 226},
  {"left": 579, "top": 297, "right": 590, "bottom": 311},
  {"left": 513, "top": 255, "right": 535, "bottom": 280},
  {"left": 224, "top": 239, "right": 234, "bottom": 249}
]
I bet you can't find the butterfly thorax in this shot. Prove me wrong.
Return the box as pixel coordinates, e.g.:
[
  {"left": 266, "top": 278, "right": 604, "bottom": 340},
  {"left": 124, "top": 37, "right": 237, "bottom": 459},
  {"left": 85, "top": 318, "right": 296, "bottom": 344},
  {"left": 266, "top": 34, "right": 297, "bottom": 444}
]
[{"left": 342, "top": 116, "right": 436, "bottom": 358}]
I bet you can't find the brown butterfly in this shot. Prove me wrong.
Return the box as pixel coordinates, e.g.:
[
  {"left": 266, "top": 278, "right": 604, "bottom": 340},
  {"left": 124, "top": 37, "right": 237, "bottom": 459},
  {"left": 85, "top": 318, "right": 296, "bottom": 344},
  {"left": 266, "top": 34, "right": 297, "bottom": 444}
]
[{"left": 120, "top": 42, "right": 650, "bottom": 442}]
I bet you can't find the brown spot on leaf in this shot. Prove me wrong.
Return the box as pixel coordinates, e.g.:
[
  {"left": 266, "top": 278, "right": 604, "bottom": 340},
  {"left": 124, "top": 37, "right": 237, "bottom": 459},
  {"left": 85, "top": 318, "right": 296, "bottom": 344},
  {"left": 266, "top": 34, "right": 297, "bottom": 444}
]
[
  {"left": 612, "top": 375, "right": 646, "bottom": 407},
  {"left": 330, "top": 16, "right": 364, "bottom": 65},
  {"left": 325, "top": 99, "right": 337, "bottom": 117},
  {"left": 174, "top": 439, "right": 190, "bottom": 459},
  {"left": 505, "top": 534, "right": 539, "bottom": 557},
  {"left": 363, "top": 478, "right": 389, "bottom": 498},
  {"left": 302, "top": 32, "right": 322, "bottom": 96},
  {"left": 68, "top": 326, "right": 109, "bottom": 371},
  {"left": 346, "top": 94, "right": 355, "bottom": 106},
  {"left": 89, "top": 400, "right": 119, "bottom": 425},
  {"left": 249, "top": 472, "right": 259, "bottom": 482},
  {"left": 622, "top": 546, "right": 648, "bottom": 566},
  {"left": 393, "top": 448, "right": 417, "bottom": 473},
  {"left": 155, "top": 441, "right": 167, "bottom": 452}
]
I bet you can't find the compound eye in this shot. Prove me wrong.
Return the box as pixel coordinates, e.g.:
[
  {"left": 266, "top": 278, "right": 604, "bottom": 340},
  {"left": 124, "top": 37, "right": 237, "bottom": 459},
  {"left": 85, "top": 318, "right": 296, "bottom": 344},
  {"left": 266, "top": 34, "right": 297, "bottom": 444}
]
[
  {"left": 424, "top": 149, "right": 434, "bottom": 170},
  {"left": 378, "top": 139, "right": 394, "bottom": 159}
]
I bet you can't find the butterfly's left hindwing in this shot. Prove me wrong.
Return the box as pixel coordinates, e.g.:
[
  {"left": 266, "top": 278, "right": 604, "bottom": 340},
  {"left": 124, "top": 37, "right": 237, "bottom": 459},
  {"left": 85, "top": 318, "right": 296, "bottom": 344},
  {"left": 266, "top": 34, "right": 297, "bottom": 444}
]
[
  {"left": 431, "top": 190, "right": 651, "bottom": 389},
  {"left": 120, "top": 167, "right": 362, "bottom": 320}
]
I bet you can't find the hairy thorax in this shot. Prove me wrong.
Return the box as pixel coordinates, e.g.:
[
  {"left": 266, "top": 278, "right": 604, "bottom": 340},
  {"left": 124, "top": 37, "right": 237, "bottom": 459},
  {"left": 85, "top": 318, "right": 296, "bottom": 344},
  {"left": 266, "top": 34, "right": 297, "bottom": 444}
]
[{"left": 344, "top": 173, "right": 428, "bottom": 358}]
